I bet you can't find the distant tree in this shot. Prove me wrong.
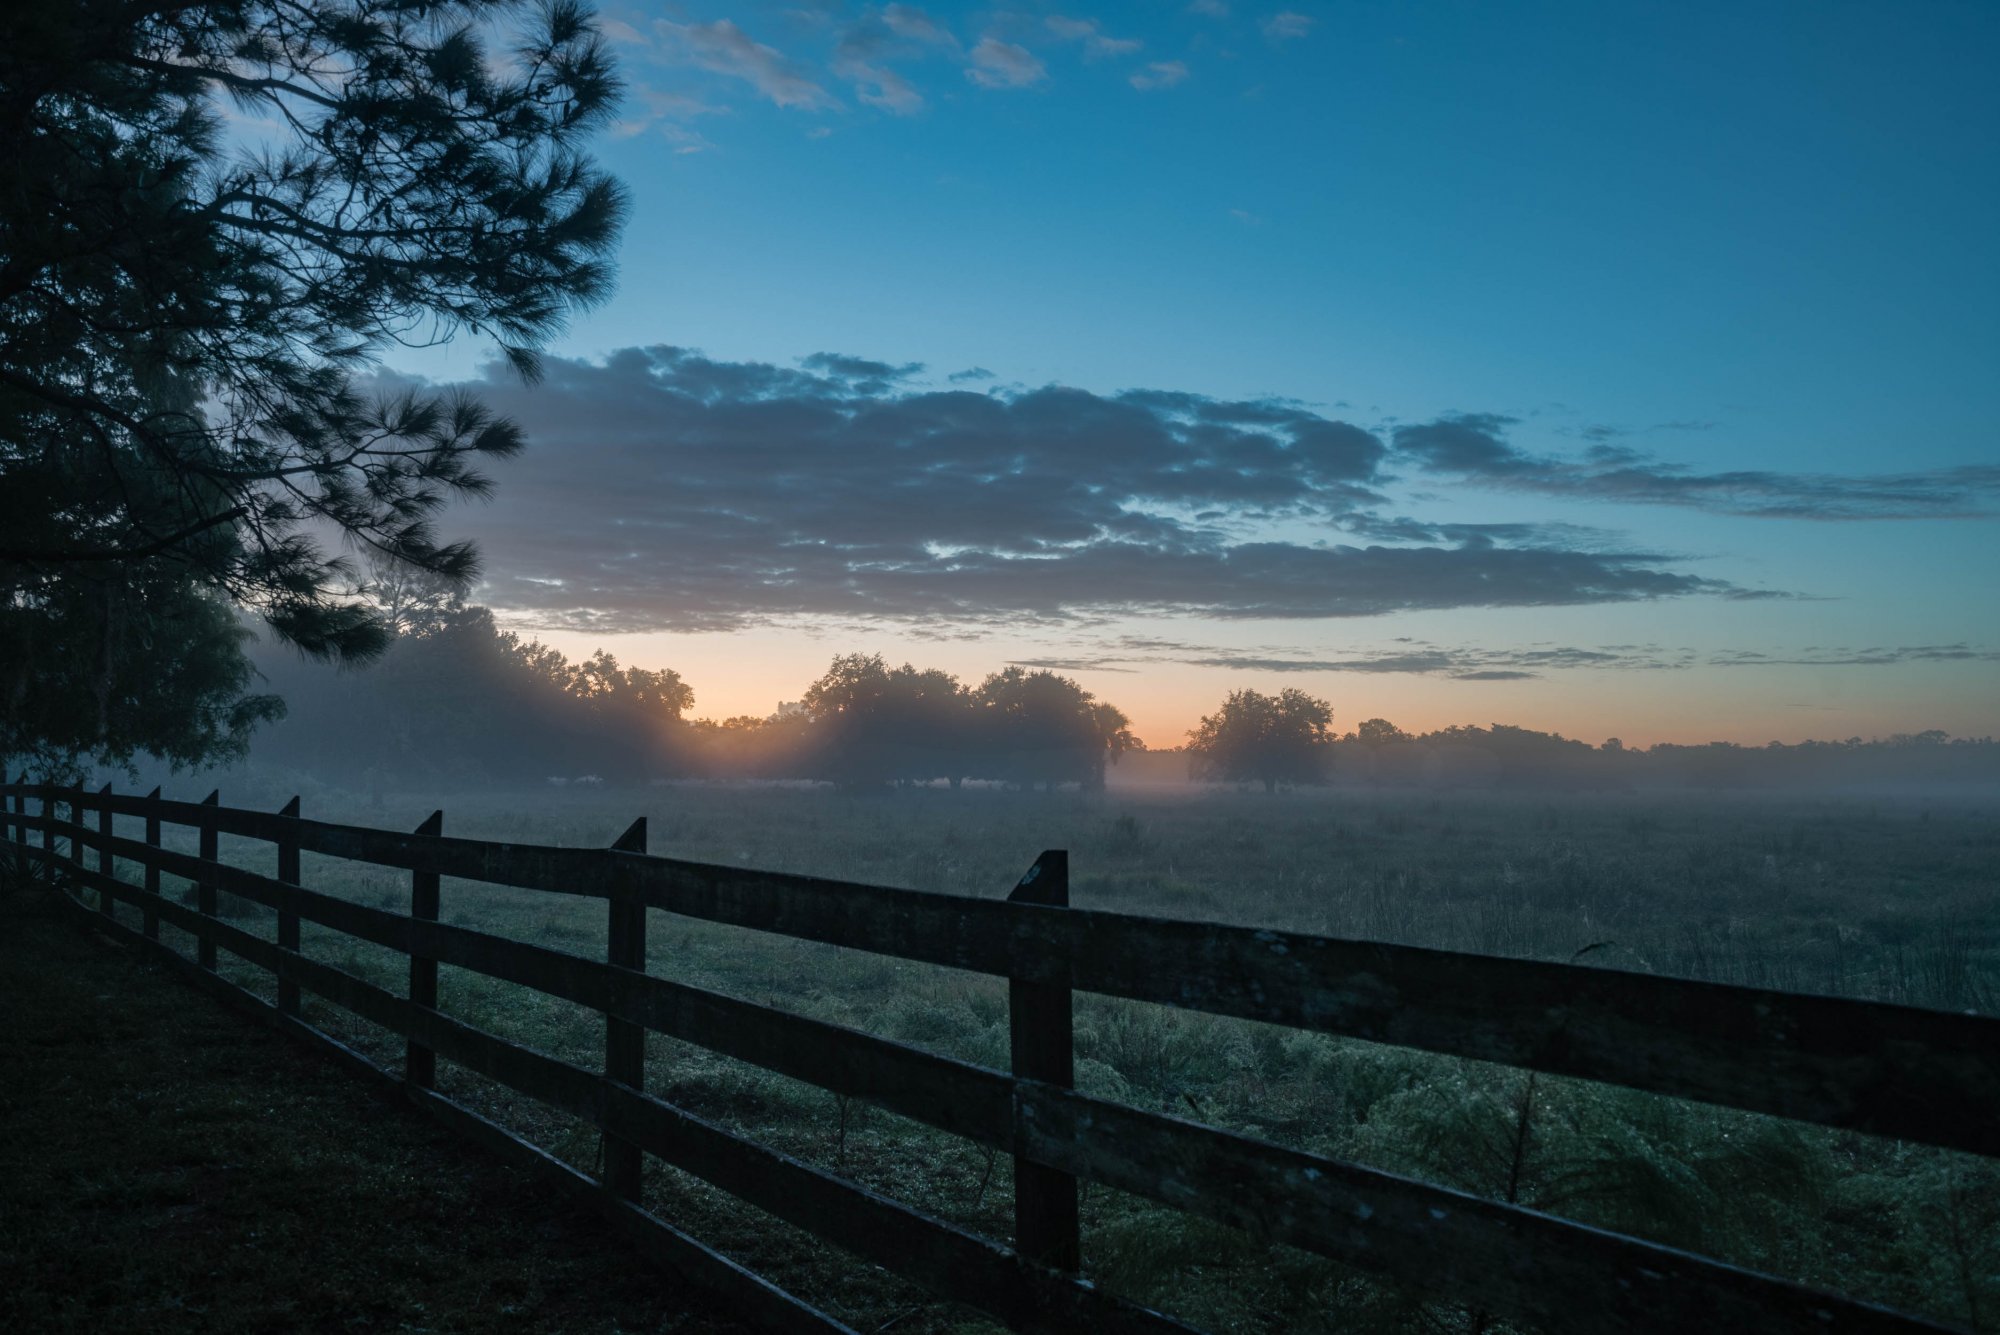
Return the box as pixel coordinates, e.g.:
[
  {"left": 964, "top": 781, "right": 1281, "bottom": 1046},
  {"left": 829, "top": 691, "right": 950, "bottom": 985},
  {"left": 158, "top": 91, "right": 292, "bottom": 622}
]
[
  {"left": 563, "top": 649, "right": 695, "bottom": 721},
  {"left": 971, "top": 667, "right": 1127, "bottom": 790},
  {"left": 1186, "top": 688, "right": 1334, "bottom": 792},
  {"left": 799, "top": 654, "right": 975, "bottom": 787},
  {"left": 1, "top": 0, "right": 626, "bottom": 772},
  {"left": 250, "top": 605, "right": 692, "bottom": 785},
  {"left": 1355, "top": 717, "right": 1411, "bottom": 747}
]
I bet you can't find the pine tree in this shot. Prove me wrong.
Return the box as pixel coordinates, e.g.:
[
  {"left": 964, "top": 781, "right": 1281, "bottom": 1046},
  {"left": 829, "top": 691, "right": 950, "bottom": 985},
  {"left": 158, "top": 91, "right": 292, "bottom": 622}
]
[{"left": 0, "top": 0, "right": 626, "bottom": 770}]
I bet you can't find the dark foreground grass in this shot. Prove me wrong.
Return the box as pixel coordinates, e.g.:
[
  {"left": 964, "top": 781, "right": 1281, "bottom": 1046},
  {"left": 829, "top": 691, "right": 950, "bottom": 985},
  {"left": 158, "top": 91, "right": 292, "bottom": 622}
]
[{"left": 0, "top": 875, "right": 750, "bottom": 1335}]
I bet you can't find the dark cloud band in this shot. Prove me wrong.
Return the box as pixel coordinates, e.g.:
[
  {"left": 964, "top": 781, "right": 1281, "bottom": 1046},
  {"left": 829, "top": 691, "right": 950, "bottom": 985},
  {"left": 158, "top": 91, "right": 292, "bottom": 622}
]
[
  {"left": 1393, "top": 414, "right": 2000, "bottom": 520},
  {"left": 398, "top": 347, "right": 1788, "bottom": 632}
]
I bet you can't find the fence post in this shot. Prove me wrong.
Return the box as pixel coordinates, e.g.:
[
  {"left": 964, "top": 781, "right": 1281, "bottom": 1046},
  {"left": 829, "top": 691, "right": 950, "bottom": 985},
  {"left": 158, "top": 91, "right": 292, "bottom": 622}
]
[
  {"left": 97, "top": 782, "right": 114, "bottom": 917},
  {"left": 67, "top": 783, "right": 83, "bottom": 867},
  {"left": 276, "top": 796, "right": 302, "bottom": 1015},
  {"left": 407, "top": 809, "right": 444, "bottom": 1090},
  {"left": 603, "top": 816, "right": 648, "bottom": 1202},
  {"left": 1008, "top": 849, "right": 1080, "bottom": 1271},
  {"left": 142, "top": 788, "right": 162, "bottom": 941},
  {"left": 40, "top": 784, "right": 54, "bottom": 862},
  {"left": 197, "top": 790, "right": 219, "bottom": 971}
]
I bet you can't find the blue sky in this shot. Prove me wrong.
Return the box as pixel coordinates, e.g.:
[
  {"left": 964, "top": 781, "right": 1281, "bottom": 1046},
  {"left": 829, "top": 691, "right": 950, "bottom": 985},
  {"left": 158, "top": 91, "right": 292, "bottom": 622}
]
[{"left": 395, "top": 1, "right": 1999, "bottom": 745}]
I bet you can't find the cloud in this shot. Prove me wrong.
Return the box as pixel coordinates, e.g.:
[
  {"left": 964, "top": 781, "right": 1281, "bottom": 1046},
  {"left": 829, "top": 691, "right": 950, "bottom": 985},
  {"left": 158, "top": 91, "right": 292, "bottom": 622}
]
[
  {"left": 881, "top": 5, "right": 959, "bottom": 48},
  {"left": 396, "top": 347, "right": 1765, "bottom": 633},
  {"left": 1262, "top": 11, "right": 1315, "bottom": 42},
  {"left": 834, "top": 10, "right": 958, "bottom": 115},
  {"left": 842, "top": 60, "right": 924, "bottom": 113},
  {"left": 1392, "top": 414, "right": 2000, "bottom": 520},
  {"left": 1046, "top": 16, "right": 1143, "bottom": 60},
  {"left": 655, "top": 19, "right": 840, "bottom": 112},
  {"left": 610, "top": 85, "right": 728, "bottom": 144},
  {"left": 967, "top": 36, "right": 1048, "bottom": 89},
  {"left": 797, "top": 352, "right": 925, "bottom": 394},
  {"left": 1008, "top": 635, "right": 2000, "bottom": 680},
  {"left": 1009, "top": 658, "right": 1141, "bottom": 673},
  {"left": 948, "top": 367, "right": 996, "bottom": 383},
  {"left": 1709, "top": 644, "right": 2000, "bottom": 667},
  {"left": 1131, "top": 61, "right": 1190, "bottom": 90},
  {"left": 1188, "top": 0, "right": 1230, "bottom": 16}
]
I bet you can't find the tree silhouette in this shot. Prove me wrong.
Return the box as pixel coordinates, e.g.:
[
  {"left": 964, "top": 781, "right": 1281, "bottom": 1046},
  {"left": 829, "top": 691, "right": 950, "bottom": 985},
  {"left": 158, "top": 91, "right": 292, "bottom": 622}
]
[
  {"left": 2, "top": 0, "right": 625, "bottom": 772},
  {"left": 799, "top": 654, "right": 974, "bottom": 787},
  {"left": 1186, "top": 688, "right": 1334, "bottom": 792},
  {"left": 970, "top": 667, "right": 1131, "bottom": 790}
]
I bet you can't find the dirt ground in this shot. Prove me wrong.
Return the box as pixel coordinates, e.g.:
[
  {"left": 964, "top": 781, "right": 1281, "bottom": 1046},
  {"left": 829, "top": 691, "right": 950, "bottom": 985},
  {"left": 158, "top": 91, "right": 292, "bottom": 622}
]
[{"left": 0, "top": 875, "right": 751, "bottom": 1335}]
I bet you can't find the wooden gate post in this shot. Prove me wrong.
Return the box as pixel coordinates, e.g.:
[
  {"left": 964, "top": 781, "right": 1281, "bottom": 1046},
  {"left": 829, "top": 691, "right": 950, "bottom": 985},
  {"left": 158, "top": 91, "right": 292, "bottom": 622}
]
[
  {"left": 97, "top": 782, "right": 114, "bottom": 917},
  {"left": 604, "top": 816, "right": 649, "bottom": 1202},
  {"left": 276, "top": 796, "right": 302, "bottom": 1014},
  {"left": 407, "top": 810, "right": 444, "bottom": 1089},
  {"left": 1008, "top": 849, "right": 1080, "bottom": 1271},
  {"left": 40, "top": 785, "right": 54, "bottom": 861},
  {"left": 142, "top": 788, "right": 161, "bottom": 941},
  {"left": 197, "top": 790, "right": 220, "bottom": 971}
]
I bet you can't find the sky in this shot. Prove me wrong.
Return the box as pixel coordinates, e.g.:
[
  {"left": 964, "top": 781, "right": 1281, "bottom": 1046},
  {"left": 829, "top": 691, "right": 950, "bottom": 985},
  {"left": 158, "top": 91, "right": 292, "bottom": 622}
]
[{"left": 386, "top": 0, "right": 1999, "bottom": 748}]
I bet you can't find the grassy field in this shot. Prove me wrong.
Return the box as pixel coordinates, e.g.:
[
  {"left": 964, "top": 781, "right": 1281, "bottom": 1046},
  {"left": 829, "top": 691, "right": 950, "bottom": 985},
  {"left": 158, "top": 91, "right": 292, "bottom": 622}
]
[{"left": 72, "top": 779, "right": 2000, "bottom": 1332}]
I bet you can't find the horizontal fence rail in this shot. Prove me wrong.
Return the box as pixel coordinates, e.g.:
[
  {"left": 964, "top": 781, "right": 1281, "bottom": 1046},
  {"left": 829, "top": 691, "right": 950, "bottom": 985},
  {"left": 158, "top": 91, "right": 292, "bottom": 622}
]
[{"left": 4, "top": 781, "right": 1991, "bottom": 1335}]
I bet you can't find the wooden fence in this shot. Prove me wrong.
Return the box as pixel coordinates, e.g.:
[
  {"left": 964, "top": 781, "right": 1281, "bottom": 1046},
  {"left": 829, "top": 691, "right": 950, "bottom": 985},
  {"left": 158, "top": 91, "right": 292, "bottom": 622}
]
[{"left": 3, "top": 780, "right": 1994, "bottom": 1334}]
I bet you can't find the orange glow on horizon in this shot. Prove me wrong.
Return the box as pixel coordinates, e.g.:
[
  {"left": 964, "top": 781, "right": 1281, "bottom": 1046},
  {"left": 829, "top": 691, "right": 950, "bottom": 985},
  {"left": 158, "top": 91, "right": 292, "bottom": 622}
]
[{"left": 510, "top": 623, "right": 1996, "bottom": 752}]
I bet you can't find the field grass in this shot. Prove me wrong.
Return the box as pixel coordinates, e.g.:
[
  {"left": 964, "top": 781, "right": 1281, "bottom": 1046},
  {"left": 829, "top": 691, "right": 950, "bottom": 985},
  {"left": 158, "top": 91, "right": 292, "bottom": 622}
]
[{"left": 64, "top": 779, "right": 2000, "bottom": 1332}]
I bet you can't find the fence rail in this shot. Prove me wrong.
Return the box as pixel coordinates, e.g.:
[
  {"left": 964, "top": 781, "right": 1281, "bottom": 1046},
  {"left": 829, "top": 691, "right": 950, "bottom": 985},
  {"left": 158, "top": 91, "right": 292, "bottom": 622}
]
[{"left": 4, "top": 780, "right": 1991, "bottom": 1335}]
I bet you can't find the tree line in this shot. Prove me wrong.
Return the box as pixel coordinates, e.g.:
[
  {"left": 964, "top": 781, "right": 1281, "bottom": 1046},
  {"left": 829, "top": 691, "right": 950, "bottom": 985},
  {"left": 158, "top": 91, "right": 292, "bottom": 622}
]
[
  {"left": 246, "top": 595, "right": 1137, "bottom": 790},
  {"left": 235, "top": 599, "right": 2000, "bottom": 794}
]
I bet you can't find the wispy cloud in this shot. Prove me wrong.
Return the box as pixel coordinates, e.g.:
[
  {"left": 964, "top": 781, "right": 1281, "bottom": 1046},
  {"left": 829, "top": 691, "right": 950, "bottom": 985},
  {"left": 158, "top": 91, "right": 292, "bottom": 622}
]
[
  {"left": 833, "top": 7, "right": 963, "bottom": 115},
  {"left": 967, "top": 36, "right": 1049, "bottom": 89},
  {"left": 1710, "top": 645, "right": 2000, "bottom": 667},
  {"left": 655, "top": 18, "right": 840, "bottom": 112},
  {"left": 1046, "top": 16, "right": 1144, "bottom": 60},
  {"left": 1131, "top": 60, "right": 1190, "bottom": 90},
  {"left": 1004, "top": 636, "right": 1998, "bottom": 680},
  {"left": 881, "top": 4, "right": 959, "bottom": 48},
  {"left": 1262, "top": 11, "right": 1315, "bottom": 42},
  {"left": 1392, "top": 413, "right": 2000, "bottom": 520}
]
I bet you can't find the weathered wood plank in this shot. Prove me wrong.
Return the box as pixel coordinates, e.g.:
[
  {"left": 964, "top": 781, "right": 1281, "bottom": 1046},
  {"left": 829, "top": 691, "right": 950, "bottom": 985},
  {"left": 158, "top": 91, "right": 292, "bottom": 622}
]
[
  {"left": 47, "top": 813, "right": 1019, "bottom": 1147},
  {"left": 408, "top": 809, "right": 443, "bottom": 1090},
  {"left": 143, "top": 787, "right": 161, "bottom": 940},
  {"left": 197, "top": 790, "right": 219, "bottom": 971},
  {"left": 605, "top": 817, "right": 649, "bottom": 1202},
  {"left": 30, "top": 802, "right": 2000, "bottom": 1159},
  {"left": 276, "top": 795, "right": 302, "bottom": 1015},
  {"left": 1008, "top": 851, "right": 1079, "bottom": 1272},
  {"left": 95, "top": 783, "right": 113, "bottom": 916}
]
